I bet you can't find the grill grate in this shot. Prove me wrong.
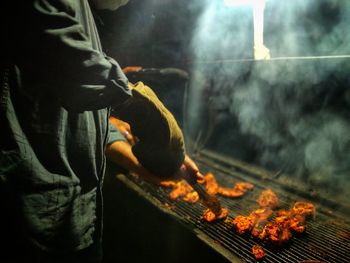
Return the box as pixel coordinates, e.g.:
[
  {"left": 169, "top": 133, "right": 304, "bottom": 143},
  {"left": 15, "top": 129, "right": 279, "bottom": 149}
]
[{"left": 125, "top": 151, "right": 350, "bottom": 262}]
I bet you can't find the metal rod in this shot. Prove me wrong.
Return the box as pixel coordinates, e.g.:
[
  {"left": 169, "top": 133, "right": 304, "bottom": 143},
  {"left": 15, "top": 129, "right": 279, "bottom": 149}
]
[{"left": 187, "top": 54, "right": 350, "bottom": 65}]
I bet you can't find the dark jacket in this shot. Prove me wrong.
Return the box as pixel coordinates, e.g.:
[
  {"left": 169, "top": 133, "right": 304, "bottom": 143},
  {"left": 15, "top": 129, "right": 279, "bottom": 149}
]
[{"left": 0, "top": 0, "right": 131, "bottom": 252}]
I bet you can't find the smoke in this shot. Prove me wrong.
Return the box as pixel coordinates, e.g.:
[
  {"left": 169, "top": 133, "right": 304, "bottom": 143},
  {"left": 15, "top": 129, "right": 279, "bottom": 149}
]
[
  {"left": 265, "top": 0, "right": 350, "bottom": 56},
  {"left": 187, "top": 0, "right": 350, "bottom": 197},
  {"left": 190, "top": 1, "right": 253, "bottom": 61}
]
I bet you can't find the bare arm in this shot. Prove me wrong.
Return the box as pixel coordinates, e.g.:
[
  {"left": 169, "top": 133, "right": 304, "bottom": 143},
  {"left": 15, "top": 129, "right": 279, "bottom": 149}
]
[
  {"left": 105, "top": 140, "right": 164, "bottom": 185},
  {"left": 107, "top": 117, "right": 203, "bottom": 184}
]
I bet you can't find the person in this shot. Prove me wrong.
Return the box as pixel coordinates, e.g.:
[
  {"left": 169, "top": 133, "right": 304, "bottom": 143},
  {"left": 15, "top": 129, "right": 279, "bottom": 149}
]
[
  {"left": 107, "top": 96, "right": 203, "bottom": 186},
  {"left": 0, "top": 0, "right": 202, "bottom": 262}
]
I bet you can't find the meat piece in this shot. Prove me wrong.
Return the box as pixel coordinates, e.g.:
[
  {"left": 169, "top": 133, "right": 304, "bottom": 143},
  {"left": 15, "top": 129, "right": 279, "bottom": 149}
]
[
  {"left": 232, "top": 215, "right": 256, "bottom": 234},
  {"left": 251, "top": 220, "right": 268, "bottom": 237},
  {"left": 217, "top": 187, "right": 244, "bottom": 197},
  {"left": 217, "top": 182, "right": 254, "bottom": 197},
  {"left": 233, "top": 188, "right": 314, "bottom": 246},
  {"left": 275, "top": 215, "right": 291, "bottom": 229},
  {"left": 280, "top": 228, "right": 293, "bottom": 243},
  {"left": 169, "top": 180, "right": 193, "bottom": 200},
  {"left": 233, "top": 207, "right": 273, "bottom": 236},
  {"left": 258, "top": 220, "right": 292, "bottom": 244},
  {"left": 234, "top": 182, "right": 255, "bottom": 192},
  {"left": 183, "top": 191, "right": 200, "bottom": 203},
  {"left": 250, "top": 208, "right": 273, "bottom": 237},
  {"left": 202, "top": 208, "right": 228, "bottom": 222},
  {"left": 202, "top": 172, "right": 254, "bottom": 198},
  {"left": 161, "top": 179, "right": 198, "bottom": 203},
  {"left": 257, "top": 189, "right": 279, "bottom": 208},
  {"left": 275, "top": 206, "right": 308, "bottom": 234},
  {"left": 275, "top": 212, "right": 306, "bottom": 235},
  {"left": 203, "top": 172, "right": 254, "bottom": 197},
  {"left": 203, "top": 172, "right": 219, "bottom": 195},
  {"left": 277, "top": 209, "right": 293, "bottom": 217},
  {"left": 163, "top": 172, "right": 254, "bottom": 204},
  {"left": 259, "top": 222, "right": 280, "bottom": 242},
  {"left": 251, "top": 207, "right": 273, "bottom": 220},
  {"left": 160, "top": 181, "right": 177, "bottom": 187},
  {"left": 292, "top": 202, "right": 315, "bottom": 217},
  {"left": 252, "top": 245, "right": 265, "bottom": 260},
  {"left": 268, "top": 213, "right": 305, "bottom": 242},
  {"left": 289, "top": 215, "right": 306, "bottom": 233}
]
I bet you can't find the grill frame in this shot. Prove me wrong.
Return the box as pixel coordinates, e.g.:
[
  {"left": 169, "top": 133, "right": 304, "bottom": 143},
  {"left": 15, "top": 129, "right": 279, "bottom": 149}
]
[{"left": 115, "top": 150, "right": 350, "bottom": 262}]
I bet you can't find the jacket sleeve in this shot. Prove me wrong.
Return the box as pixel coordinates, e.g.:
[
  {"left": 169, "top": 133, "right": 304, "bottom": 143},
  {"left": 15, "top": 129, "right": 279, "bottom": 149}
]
[{"left": 13, "top": 0, "right": 131, "bottom": 112}]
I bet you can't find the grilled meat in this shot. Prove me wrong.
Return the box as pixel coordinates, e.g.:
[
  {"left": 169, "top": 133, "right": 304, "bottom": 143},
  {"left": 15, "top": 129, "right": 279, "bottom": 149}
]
[
  {"left": 161, "top": 180, "right": 197, "bottom": 203},
  {"left": 203, "top": 172, "right": 219, "bottom": 195},
  {"left": 252, "top": 244, "right": 266, "bottom": 260},
  {"left": 292, "top": 202, "right": 315, "bottom": 217},
  {"left": 233, "top": 190, "right": 315, "bottom": 246},
  {"left": 233, "top": 207, "right": 273, "bottom": 235},
  {"left": 162, "top": 172, "right": 254, "bottom": 203},
  {"left": 183, "top": 191, "right": 200, "bottom": 203},
  {"left": 257, "top": 189, "right": 279, "bottom": 209},
  {"left": 232, "top": 215, "right": 256, "bottom": 234},
  {"left": 203, "top": 173, "right": 254, "bottom": 197},
  {"left": 202, "top": 208, "right": 228, "bottom": 222}
]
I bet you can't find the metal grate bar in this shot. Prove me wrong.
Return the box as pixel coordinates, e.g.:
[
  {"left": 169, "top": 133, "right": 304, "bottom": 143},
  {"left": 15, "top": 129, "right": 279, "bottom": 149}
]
[{"left": 126, "top": 154, "right": 350, "bottom": 262}]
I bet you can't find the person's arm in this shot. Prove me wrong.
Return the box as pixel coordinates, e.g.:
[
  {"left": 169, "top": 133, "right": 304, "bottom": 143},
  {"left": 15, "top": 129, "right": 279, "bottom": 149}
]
[
  {"left": 178, "top": 155, "right": 205, "bottom": 183},
  {"left": 107, "top": 117, "right": 203, "bottom": 184},
  {"left": 107, "top": 118, "right": 163, "bottom": 184},
  {"left": 106, "top": 140, "right": 204, "bottom": 185},
  {"left": 105, "top": 140, "right": 165, "bottom": 185},
  {"left": 14, "top": 0, "right": 131, "bottom": 112},
  {"left": 109, "top": 116, "right": 137, "bottom": 145}
]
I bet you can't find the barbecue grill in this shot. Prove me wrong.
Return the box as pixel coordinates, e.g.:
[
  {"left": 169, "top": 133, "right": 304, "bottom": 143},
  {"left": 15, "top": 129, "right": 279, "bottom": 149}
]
[
  {"left": 103, "top": 57, "right": 350, "bottom": 262},
  {"left": 104, "top": 149, "right": 350, "bottom": 262},
  {"left": 99, "top": 1, "right": 350, "bottom": 261},
  {"left": 103, "top": 52, "right": 350, "bottom": 263}
]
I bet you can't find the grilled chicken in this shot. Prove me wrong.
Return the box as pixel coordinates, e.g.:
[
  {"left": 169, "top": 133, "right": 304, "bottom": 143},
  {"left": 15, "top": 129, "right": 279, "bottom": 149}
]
[
  {"left": 183, "top": 191, "right": 200, "bottom": 203},
  {"left": 202, "top": 208, "right": 228, "bottom": 222},
  {"left": 232, "top": 207, "right": 273, "bottom": 235},
  {"left": 233, "top": 190, "right": 315, "bottom": 246},
  {"left": 252, "top": 244, "right": 265, "bottom": 260},
  {"left": 292, "top": 202, "right": 315, "bottom": 217},
  {"left": 257, "top": 189, "right": 279, "bottom": 208},
  {"left": 203, "top": 173, "right": 254, "bottom": 197},
  {"left": 203, "top": 172, "right": 219, "bottom": 195},
  {"left": 162, "top": 172, "right": 254, "bottom": 203}
]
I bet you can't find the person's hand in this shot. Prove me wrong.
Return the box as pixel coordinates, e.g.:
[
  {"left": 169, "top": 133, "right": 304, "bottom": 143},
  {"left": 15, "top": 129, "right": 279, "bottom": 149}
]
[
  {"left": 178, "top": 155, "right": 204, "bottom": 183},
  {"left": 109, "top": 116, "right": 137, "bottom": 145}
]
